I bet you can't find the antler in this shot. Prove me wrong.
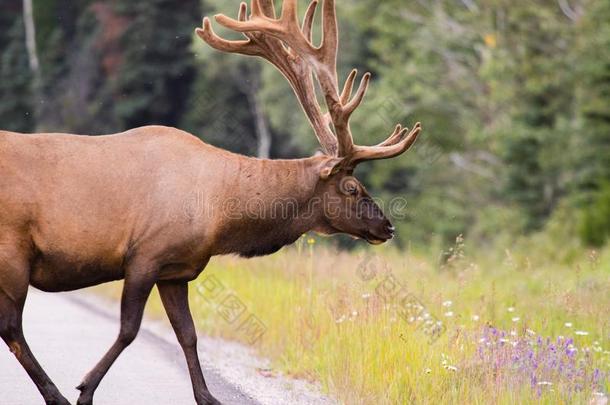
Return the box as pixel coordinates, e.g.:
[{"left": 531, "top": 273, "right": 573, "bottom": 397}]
[{"left": 196, "top": 0, "right": 422, "bottom": 166}]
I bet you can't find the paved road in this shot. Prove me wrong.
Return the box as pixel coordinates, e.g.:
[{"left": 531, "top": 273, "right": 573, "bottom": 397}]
[{"left": 0, "top": 289, "right": 258, "bottom": 405}]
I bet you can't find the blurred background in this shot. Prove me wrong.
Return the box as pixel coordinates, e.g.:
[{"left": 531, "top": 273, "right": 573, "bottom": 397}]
[
  {"left": 2, "top": 1, "right": 609, "bottom": 403},
  {"left": 1, "top": 0, "right": 609, "bottom": 253}
]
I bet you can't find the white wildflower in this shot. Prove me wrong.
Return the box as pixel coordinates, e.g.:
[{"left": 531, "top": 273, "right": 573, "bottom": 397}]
[
  {"left": 471, "top": 315, "right": 480, "bottom": 321},
  {"left": 512, "top": 317, "right": 520, "bottom": 322},
  {"left": 444, "top": 311, "right": 454, "bottom": 317},
  {"left": 565, "top": 322, "right": 573, "bottom": 328},
  {"left": 575, "top": 330, "right": 589, "bottom": 336},
  {"left": 507, "top": 307, "right": 515, "bottom": 313},
  {"left": 442, "top": 300, "right": 453, "bottom": 307}
]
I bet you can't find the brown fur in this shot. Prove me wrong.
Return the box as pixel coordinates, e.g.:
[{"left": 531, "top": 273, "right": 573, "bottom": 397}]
[
  {"left": 0, "top": 1, "right": 422, "bottom": 404},
  {"left": 0, "top": 126, "right": 394, "bottom": 405}
]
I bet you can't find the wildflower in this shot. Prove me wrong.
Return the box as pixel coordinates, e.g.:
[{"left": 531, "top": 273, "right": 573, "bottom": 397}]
[
  {"left": 335, "top": 315, "right": 346, "bottom": 324},
  {"left": 575, "top": 330, "right": 589, "bottom": 336},
  {"left": 361, "top": 293, "right": 371, "bottom": 300},
  {"left": 442, "top": 300, "right": 452, "bottom": 307},
  {"left": 352, "top": 311, "right": 358, "bottom": 317},
  {"left": 507, "top": 307, "right": 515, "bottom": 313},
  {"left": 565, "top": 322, "right": 573, "bottom": 328},
  {"left": 512, "top": 317, "right": 520, "bottom": 322},
  {"left": 537, "top": 381, "right": 553, "bottom": 386},
  {"left": 526, "top": 329, "right": 536, "bottom": 336},
  {"left": 444, "top": 365, "right": 458, "bottom": 372},
  {"left": 424, "top": 368, "right": 432, "bottom": 374},
  {"left": 471, "top": 315, "right": 480, "bottom": 321},
  {"left": 444, "top": 311, "right": 454, "bottom": 317}
]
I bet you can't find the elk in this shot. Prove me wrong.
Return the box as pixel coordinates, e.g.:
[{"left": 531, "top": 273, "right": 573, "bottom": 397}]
[{"left": 0, "top": 1, "right": 421, "bottom": 404}]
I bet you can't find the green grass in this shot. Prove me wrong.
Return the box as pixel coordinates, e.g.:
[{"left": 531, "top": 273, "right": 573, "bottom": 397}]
[{"left": 95, "top": 238, "right": 610, "bottom": 404}]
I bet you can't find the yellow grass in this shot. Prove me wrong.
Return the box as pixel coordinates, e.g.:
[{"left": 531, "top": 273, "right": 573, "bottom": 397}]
[{"left": 95, "top": 238, "right": 610, "bottom": 404}]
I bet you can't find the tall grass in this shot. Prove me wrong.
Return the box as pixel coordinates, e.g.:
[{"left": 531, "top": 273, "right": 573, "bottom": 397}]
[{"left": 96, "top": 238, "right": 610, "bottom": 404}]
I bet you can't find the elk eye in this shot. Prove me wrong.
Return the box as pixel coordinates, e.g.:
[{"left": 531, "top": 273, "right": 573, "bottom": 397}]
[
  {"left": 340, "top": 177, "right": 360, "bottom": 196},
  {"left": 343, "top": 182, "right": 358, "bottom": 196}
]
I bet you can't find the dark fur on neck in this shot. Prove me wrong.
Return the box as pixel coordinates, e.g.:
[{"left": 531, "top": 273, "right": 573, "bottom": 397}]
[{"left": 209, "top": 156, "right": 325, "bottom": 258}]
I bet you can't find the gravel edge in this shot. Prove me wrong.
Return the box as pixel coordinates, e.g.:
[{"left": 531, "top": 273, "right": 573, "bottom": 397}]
[{"left": 66, "top": 289, "right": 338, "bottom": 405}]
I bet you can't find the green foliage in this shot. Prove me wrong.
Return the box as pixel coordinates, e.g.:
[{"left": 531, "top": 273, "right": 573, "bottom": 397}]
[
  {"left": 579, "top": 183, "right": 610, "bottom": 247},
  {"left": 0, "top": 3, "right": 34, "bottom": 132},
  {"left": 574, "top": 0, "right": 610, "bottom": 195},
  {"left": 502, "top": 131, "right": 548, "bottom": 231},
  {"left": 112, "top": 0, "right": 200, "bottom": 129}
]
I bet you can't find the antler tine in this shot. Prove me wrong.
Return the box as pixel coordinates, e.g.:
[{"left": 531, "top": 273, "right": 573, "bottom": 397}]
[
  {"left": 257, "top": 0, "right": 276, "bottom": 18},
  {"left": 280, "top": 0, "right": 299, "bottom": 26},
  {"left": 340, "top": 69, "right": 357, "bottom": 105},
  {"left": 249, "top": 0, "right": 262, "bottom": 18},
  {"left": 302, "top": 0, "right": 319, "bottom": 43},
  {"left": 239, "top": 2, "right": 248, "bottom": 21},
  {"left": 320, "top": 0, "right": 338, "bottom": 68},
  {"left": 344, "top": 72, "right": 371, "bottom": 116},
  {"left": 348, "top": 123, "right": 422, "bottom": 165},
  {"left": 378, "top": 125, "right": 406, "bottom": 147},
  {"left": 196, "top": 17, "right": 258, "bottom": 56}
]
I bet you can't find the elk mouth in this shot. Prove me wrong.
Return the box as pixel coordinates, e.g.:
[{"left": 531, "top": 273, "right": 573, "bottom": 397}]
[{"left": 363, "top": 230, "right": 393, "bottom": 245}]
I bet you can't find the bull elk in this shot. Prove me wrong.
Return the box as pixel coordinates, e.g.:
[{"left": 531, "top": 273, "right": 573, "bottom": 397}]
[{"left": 0, "top": 0, "right": 421, "bottom": 404}]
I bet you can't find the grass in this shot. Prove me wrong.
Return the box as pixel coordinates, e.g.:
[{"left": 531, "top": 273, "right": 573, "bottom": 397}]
[{"left": 95, "top": 237, "right": 610, "bottom": 404}]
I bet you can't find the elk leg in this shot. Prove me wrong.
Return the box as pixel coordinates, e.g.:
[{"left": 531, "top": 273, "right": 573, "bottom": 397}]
[
  {"left": 76, "top": 267, "right": 157, "bottom": 405},
  {"left": 0, "top": 263, "right": 70, "bottom": 405},
  {"left": 158, "top": 281, "right": 221, "bottom": 405}
]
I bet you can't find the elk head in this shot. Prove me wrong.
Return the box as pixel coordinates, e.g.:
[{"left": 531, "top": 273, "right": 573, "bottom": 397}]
[{"left": 197, "top": 0, "right": 422, "bottom": 244}]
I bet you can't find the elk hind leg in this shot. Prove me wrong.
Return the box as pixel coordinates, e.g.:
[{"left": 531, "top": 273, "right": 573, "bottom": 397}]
[{"left": 76, "top": 262, "right": 157, "bottom": 405}]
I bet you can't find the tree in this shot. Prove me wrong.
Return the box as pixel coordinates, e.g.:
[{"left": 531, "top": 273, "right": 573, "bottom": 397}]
[
  {"left": 0, "top": 0, "right": 35, "bottom": 132},
  {"left": 112, "top": 0, "right": 200, "bottom": 129},
  {"left": 574, "top": 0, "right": 610, "bottom": 246}
]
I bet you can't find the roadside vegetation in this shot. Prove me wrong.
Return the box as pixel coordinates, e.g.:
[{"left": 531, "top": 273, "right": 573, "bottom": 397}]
[{"left": 97, "top": 223, "right": 610, "bottom": 404}]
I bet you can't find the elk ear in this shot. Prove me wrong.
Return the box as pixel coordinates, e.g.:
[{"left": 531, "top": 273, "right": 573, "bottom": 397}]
[{"left": 319, "top": 158, "right": 345, "bottom": 180}]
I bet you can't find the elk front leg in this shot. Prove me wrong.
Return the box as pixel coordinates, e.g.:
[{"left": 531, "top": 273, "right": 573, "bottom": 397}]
[
  {"left": 76, "top": 265, "right": 157, "bottom": 405},
  {"left": 158, "top": 281, "right": 221, "bottom": 405}
]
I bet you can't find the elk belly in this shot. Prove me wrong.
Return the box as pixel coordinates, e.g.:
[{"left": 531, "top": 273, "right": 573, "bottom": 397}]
[{"left": 30, "top": 251, "right": 126, "bottom": 292}]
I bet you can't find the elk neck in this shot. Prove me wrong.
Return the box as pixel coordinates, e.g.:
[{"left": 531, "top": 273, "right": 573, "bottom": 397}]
[{"left": 205, "top": 155, "right": 326, "bottom": 258}]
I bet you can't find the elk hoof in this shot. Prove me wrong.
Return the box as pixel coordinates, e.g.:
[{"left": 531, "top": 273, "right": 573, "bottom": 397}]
[
  {"left": 197, "top": 392, "right": 222, "bottom": 405},
  {"left": 76, "top": 384, "right": 93, "bottom": 405},
  {"left": 76, "top": 396, "right": 93, "bottom": 405},
  {"left": 45, "top": 396, "right": 71, "bottom": 405}
]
